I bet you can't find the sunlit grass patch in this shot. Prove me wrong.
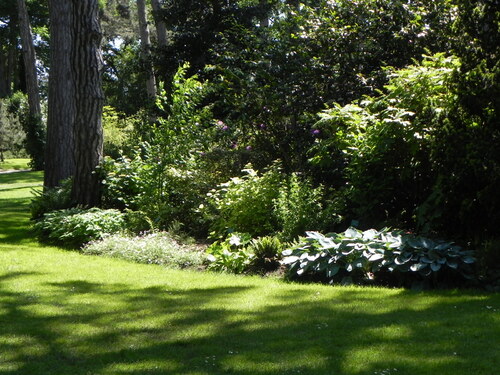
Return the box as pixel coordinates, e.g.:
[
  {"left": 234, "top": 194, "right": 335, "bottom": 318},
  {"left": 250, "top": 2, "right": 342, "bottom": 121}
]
[{"left": 0, "top": 158, "right": 30, "bottom": 171}]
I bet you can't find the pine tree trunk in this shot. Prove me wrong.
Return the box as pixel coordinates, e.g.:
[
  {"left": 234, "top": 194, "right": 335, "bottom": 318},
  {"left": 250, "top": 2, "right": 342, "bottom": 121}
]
[
  {"left": 150, "top": 0, "right": 168, "bottom": 48},
  {"left": 137, "top": 0, "right": 156, "bottom": 98},
  {"left": 16, "top": 0, "right": 41, "bottom": 116},
  {"left": 45, "top": 0, "right": 75, "bottom": 188},
  {"left": 70, "top": 0, "right": 104, "bottom": 207},
  {"left": 259, "top": 0, "right": 269, "bottom": 27},
  {"left": 0, "top": 53, "right": 9, "bottom": 98}
]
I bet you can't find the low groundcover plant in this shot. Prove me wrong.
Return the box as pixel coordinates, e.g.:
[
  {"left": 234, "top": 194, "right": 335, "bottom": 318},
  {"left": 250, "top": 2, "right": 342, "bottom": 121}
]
[
  {"left": 83, "top": 232, "right": 206, "bottom": 269},
  {"left": 282, "top": 227, "right": 476, "bottom": 288}
]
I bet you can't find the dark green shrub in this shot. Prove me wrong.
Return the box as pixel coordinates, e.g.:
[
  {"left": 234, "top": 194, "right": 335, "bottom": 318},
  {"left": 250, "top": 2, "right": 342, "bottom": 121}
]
[
  {"left": 102, "top": 106, "right": 136, "bottom": 158},
  {"left": 30, "top": 178, "right": 73, "bottom": 220},
  {"left": 100, "top": 151, "right": 211, "bottom": 235},
  {"left": 275, "top": 173, "right": 331, "bottom": 241},
  {"left": 247, "top": 236, "right": 285, "bottom": 272},
  {"left": 33, "top": 208, "right": 126, "bottom": 248},
  {"left": 282, "top": 227, "right": 476, "bottom": 288},
  {"left": 6, "top": 92, "right": 45, "bottom": 170},
  {"left": 310, "top": 53, "right": 458, "bottom": 229},
  {"left": 0, "top": 96, "right": 27, "bottom": 160}
]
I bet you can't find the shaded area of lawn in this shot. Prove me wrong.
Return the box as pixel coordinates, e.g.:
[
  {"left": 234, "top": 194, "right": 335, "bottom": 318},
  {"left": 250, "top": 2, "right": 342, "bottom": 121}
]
[
  {"left": 1, "top": 259, "right": 499, "bottom": 375},
  {"left": 0, "top": 170, "right": 42, "bottom": 245},
  {"left": 0, "top": 170, "right": 499, "bottom": 375}
]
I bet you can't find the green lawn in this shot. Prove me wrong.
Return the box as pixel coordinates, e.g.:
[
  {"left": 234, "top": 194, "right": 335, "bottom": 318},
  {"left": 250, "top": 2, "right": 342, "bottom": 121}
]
[
  {"left": 0, "top": 169, "right": 499, "bottom": 375},
  {"left": 0, "top": 158, "right": 31, "bottom": 171}
]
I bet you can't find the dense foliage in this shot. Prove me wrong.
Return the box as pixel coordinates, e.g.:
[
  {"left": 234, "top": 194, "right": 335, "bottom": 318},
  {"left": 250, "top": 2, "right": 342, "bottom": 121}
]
[
  {"left": 6, "top": 0, "right": 497, "bottom": 287},
  {"left": 282, "top": 228, "right": 476, "bottom": 288}
]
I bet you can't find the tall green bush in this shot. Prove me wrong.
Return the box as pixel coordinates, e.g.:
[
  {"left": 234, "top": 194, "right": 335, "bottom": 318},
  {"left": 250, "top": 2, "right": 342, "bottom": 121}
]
[
  {"left": 310, "top": 53, "right": 458, "bottom": 230},
  {"left": 275, "top": 173, "right": 328, "bottom": 241},
  {"left": 203, "top": 163, "right": 282, "bottom": 237}
]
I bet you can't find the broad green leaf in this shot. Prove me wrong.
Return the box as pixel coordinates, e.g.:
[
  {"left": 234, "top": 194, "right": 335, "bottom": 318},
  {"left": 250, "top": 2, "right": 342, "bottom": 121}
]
[
  {"left": 410, "top": 263, "right": 427, "bottom": 272},
  {"left": 463, "top": 256, "right": 475, "bottom": 264},
  {"left": 369, "top": 253, "right": 384, "bottom": 261},
  {"left": 327, "top": 264, "right": 340, "bottom": 277},
  {"left": 430, "top": 262, "right": 441, "bottom": 272},
  {"left": 282, "top": 255, "right": 299, "bottom": 264},
  {"left": 345, "top": 227, "right": 362, "bottom": 238}
]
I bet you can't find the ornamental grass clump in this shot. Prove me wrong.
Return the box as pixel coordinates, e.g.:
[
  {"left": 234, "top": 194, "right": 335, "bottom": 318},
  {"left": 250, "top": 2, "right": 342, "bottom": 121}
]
[
  {"left": 282, "top": 227, "right": 476, "bottom": 288},
  {"left": 83, "top": 232, "right": 206, "bottom": 269}
]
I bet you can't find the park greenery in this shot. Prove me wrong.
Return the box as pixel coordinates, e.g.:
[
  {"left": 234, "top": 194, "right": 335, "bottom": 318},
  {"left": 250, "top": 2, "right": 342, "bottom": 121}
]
[
  {"left": 1, "top": 0, "right": 499, "bottom": 290},
  {"left": 1, "top": 166, "right": 499, "bottom": 374}
]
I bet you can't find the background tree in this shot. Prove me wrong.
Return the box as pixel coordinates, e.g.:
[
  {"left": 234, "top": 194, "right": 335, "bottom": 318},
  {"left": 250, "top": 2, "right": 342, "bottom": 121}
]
[
  {"left": 16, "top": 0, "right": 45, "bottom": 170},
  {"left": 137, "top": 0, "right": 156, "bottom": 98}
]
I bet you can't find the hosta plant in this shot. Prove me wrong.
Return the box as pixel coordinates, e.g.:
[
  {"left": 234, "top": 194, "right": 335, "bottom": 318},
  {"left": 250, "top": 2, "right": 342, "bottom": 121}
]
[
  {"left": 282, "top": 227, "right": 476, "bottom": 287},
  {"left": 33, "top": 208, "right": 126, "bottom": 248},
  {"left": 206, "top": 232, "right": 254, "bottom": 273}
]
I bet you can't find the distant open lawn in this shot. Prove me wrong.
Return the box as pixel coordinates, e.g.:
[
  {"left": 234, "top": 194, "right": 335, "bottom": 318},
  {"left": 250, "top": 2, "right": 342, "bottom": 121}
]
[
  {"left": 0, "top": 164, "right": 499, "bottom": 375},
  {"left": 0, "top": 158, "right": 31, "bottom": 172}
]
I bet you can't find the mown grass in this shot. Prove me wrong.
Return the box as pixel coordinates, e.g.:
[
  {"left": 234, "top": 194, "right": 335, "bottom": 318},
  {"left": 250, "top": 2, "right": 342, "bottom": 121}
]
[
  {"left": 0, "top": 158, "right": 31, "bottom": 171},
  {"left": 0, "top": 168, "right": 499, "bottom": 375}
]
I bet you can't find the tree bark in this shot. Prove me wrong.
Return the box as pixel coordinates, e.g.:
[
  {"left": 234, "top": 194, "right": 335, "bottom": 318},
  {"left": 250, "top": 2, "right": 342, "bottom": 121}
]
[
  {"left": 259, "top": 0, "right": 269, "bottom": 27},
  {"left": 0, "top": 53, "right": 9, "bottom": 98},
  {"left": 45, "top": 0, "right": 75, "bottom": 188},
  {"left": 16, "top": 0, "right": 41, "bottom": 116},
  {"left": 70, "top": 0, "right": 104, "bottom": 207},
  {"left": 150, "top": 0, "right": 168, "bottom": 48},
  {"left": 137, "top": 0, "right": 157, "bottom": 98}
]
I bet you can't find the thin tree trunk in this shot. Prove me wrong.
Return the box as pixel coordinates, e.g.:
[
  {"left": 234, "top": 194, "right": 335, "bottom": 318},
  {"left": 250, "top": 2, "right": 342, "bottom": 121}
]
[
  {"left": 0, "top": 53, "right": 8, "bottom": 98},
  {"left": 16, "top": 0, "right": 41, "bottom": 116},
  {"left": 259, "top": 0, "right": 269, "bottom": 27},
  {"left": 70, "top": 0, "right": 104, "bottom": 207},
  {"left": 137, "top": 0, "right": 156, "bottom": 98},
  {"left": 150, "top": 0, "right": 168, "bottom": 48},
  {"left": 6, "top": 43, "right": 17, "bottom": 95},
  {"left": 45, "top": 0, "right": 75, "bottom": 188}
]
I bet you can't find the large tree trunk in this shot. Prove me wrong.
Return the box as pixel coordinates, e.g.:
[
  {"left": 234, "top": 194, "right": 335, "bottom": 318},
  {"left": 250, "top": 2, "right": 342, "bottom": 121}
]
[
  {"left": 70, "top": 0, "right": 104, "bottom": 207},
  {"left": 16, "top": 0, "right": 41, "bottom": 116},
  {"left": 150, "top": 0, "right": 168, "bottom": 48},
  {"left": 137, "top": 0, "right": 156, "bottom": 98},
  {"left": 45, "top": 0, "right": 75, "bottom": 188}
]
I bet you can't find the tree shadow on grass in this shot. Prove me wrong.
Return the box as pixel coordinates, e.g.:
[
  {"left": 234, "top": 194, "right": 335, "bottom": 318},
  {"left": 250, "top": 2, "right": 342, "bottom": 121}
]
[
  {"left": 0, "top": 198, "right": 36, "bottom": 245},
  {"left": 0, "top": 271, "right": 499, "bottom": 375},
  {"left": 0, "top": 170, "right": 43, "bottom": 186}
]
